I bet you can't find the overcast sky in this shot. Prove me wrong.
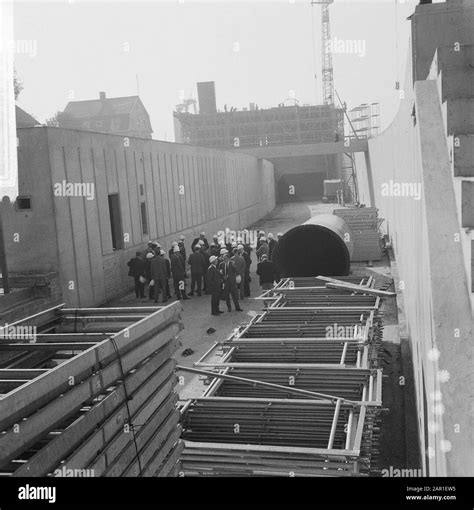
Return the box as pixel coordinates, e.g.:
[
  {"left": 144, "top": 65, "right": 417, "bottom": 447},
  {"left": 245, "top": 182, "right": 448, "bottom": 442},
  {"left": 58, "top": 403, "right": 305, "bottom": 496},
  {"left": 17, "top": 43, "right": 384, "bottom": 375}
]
[{"left": 13, "top": 0, "right": 426, "bottom": 141}]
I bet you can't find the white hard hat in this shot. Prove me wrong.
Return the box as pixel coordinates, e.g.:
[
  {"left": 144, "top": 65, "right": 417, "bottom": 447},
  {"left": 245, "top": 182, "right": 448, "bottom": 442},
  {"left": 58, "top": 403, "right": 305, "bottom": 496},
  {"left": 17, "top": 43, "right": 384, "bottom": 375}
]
[
  {"left": 267, "top": 233, "right": 274, "bottom": 239},
  {"left": 220, "top": 248, "right": 228, "bottom": 255},
  {"left": 209, "top": 255, "right": 217, "bottom": 263},
  {"left": 277, "top": 232, "right": 283, "bottom": 237},
  {"left": 155, "top": 242, "right": 161, "bottom": 248},
  {"left": 231, "top": 241, "right": 237, "bottom": 247},
  {"left": 160, "top": 250, "right": 165, "bottom": 255},
  {"left": 172, "top": 241, "right": 178, "bottom": 246},
  {"left": 173, "top": 246, "right": 180, "bottom": 253},
  {"left": 258, "top": 230, "right": 265, "bottom": 235},
  {"left": 146, "top": 253, "right": 154, "bottom": 259},
  {"left": 179, "top": 234, "right": 185, "bottom": 240},
  {"left": 237, "top": 244, "right": 244, "bottom": 250},
  {"left": 200, "top": 231, "right": 205, "bottom": 236},
  {"left": 213, "top": 234, "right": 218, "bottom": 238},
  {"left": 260, "top": 236, "right": 266, "bottom": 242}
]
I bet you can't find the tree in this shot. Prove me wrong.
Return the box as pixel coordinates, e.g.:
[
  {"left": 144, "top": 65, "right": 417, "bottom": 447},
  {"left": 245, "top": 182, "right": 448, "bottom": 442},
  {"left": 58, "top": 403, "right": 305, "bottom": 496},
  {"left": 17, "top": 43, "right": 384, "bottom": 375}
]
[
  {"left": 44, "top": 111, "right": 74, "bottom": 127},
  {"left": 45, "top": 111, "right": 63, "bottom": 127},
  {"left": 14, "top": 68, "right": 23, "bottom": 100}
]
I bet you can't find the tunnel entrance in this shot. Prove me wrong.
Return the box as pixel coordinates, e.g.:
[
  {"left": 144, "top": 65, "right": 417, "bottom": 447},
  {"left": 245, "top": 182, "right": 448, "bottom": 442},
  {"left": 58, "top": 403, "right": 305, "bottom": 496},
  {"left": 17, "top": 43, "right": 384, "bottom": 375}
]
[
  {"left": 277, "top": 172, "right": 325, "bottom": 202},
  {"left": 272, "top": 215, "right": 353, "bottom": 277}
]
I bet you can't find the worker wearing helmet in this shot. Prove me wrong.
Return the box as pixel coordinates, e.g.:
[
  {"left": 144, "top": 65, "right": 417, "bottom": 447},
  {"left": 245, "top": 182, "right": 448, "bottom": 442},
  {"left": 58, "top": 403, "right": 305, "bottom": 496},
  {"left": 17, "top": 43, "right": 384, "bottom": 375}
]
[{"left": 207, "top": 255, "right": 224, "bottom": 316}]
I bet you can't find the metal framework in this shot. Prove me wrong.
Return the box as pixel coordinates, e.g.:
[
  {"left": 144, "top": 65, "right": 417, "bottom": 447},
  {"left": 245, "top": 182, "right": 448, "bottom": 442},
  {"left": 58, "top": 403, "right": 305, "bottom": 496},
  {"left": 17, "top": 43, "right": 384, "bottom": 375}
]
[
  {"left": 321, "top": 1, "right": 335, "bottom": 106},
  {"left": 173, "top": 104, "right": 344, "bottom": 149},
  {"left": 180, "top": 275, "right": 386, "bottom": 476},
  {"left": 348, "top": 103, "right": 381, "bottom": 139},
  {"left": 0, "top": 303, "right": 184, "bottom": 477}
]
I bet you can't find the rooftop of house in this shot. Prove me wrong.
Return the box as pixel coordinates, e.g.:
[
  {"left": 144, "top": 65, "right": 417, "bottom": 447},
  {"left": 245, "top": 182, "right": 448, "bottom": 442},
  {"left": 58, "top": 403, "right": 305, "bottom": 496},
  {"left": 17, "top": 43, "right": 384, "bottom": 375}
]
[
  {"left": 63, "top": 92, "right": 141, "bottom": 119},
  {"left": 16, "top": 106, "right": 40, "bottom": 128},
  {"left": 62, "top": 92, "right": 152, "bottom": 134}
]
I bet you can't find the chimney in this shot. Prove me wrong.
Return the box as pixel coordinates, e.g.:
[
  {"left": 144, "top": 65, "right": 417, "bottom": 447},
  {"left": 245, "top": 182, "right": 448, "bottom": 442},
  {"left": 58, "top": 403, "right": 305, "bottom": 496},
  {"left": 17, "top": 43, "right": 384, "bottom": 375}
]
[{"left": 99, "top": 91, "right": 106, "bottom": 101}]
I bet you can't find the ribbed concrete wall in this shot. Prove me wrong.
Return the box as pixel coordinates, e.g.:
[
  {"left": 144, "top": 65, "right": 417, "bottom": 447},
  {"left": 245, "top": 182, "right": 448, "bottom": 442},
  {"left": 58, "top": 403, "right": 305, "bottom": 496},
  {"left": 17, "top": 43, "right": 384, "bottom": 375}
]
[
  {"left": 356, "top": 34, "right": 473, "bottom": 475},
  {"left": 2, "top": 127, "right": 275, "bottom": 306}
]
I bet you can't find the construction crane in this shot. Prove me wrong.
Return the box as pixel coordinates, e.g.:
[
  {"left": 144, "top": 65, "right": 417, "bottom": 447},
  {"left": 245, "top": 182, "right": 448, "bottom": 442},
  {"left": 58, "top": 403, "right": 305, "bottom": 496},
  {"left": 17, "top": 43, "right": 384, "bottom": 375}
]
[{"left": 311, "top": 0, "right": 334, "bottom": 106}]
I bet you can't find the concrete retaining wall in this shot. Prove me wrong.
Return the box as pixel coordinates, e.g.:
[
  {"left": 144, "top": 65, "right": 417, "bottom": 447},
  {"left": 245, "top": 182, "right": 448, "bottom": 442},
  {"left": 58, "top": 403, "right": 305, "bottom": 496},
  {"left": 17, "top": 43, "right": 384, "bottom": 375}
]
[
  {"left": 355, "top": 33, "right": 473, "bottom": 475},
  {"left": 2, "top": 127, "right": 275, "bottom": 307}
]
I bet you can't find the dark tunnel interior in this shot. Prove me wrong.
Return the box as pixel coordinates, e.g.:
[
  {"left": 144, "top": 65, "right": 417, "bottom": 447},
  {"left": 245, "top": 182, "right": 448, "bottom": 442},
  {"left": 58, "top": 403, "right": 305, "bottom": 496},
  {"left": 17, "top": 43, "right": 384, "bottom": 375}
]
[{"left": 272, "top": 224, "right": 351, "bottom": 277}]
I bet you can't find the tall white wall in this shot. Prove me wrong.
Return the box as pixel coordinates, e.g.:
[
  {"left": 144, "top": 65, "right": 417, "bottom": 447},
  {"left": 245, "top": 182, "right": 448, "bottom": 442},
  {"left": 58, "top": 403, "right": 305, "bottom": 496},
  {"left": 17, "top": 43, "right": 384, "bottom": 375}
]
[{"left": 355, "top": 38, "right": 473, "bottom": 476}]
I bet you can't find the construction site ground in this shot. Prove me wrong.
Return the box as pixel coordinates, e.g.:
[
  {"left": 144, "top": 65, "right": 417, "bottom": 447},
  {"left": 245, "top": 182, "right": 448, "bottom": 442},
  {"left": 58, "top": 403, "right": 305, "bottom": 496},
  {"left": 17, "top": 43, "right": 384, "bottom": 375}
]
[{"left": 109, "top": 200, "right": 419, "bottom": 475}]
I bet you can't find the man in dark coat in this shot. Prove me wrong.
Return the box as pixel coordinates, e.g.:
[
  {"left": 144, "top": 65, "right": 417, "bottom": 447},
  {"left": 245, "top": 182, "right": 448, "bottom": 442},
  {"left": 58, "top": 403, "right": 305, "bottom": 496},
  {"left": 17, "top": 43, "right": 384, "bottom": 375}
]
[
  {"left": 169, "top": 242, "right": 178, "bottom": 259},
  {"left": 150, "top": 251, "right": 168, "bottom": 303},
  {"left": 178, "top": 235, "right": 187, "bottom": 261},
  {"left": 200, "top": 243, "right": 211, "bottom": 294},
  {"left": 144, "top": 252, "right": 155, "bottom": 300},
  {"left": 187, "top": 246, "right": 206, "bottom": 296},
  {"left": 219, "top": 253, "right": 243, "bottom": 312},
  {"left": 142, "top": 242, "right": 155, "bottom": 261},
  {"left": 242, "top": 248, "right": 252, "bottom": 297},
  {"left": 267, "top": 233, "right": 277, "bottom": 260},
  {"left": 207, "top": 255, "right": 224, "bottom": 315},
  {"left": 231, "top": 246, "right": 246, "bottom": 300},
  {"left": 256, "top": 254, "right": 278, "bottom": 291},
  {"left": 171, "top": 246, "right": 189, "bottom": 300},
  {"left": 127, "top": 251, "right": 145, "bottom": 299},
  {"left": 192, "top": 232, "right": 209, "bottom": 251},
  {"left": 160, "top": 250, "right": 172, "bottom": 299},
  {"left": 256, "top": 237, "right": 269, "bottom": 261}
]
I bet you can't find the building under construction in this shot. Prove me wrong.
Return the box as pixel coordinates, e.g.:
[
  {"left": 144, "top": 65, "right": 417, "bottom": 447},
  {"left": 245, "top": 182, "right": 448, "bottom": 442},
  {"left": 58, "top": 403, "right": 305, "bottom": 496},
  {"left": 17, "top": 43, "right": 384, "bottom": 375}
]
[
  {"left": 174, "top": 82, "right": 345, "bottom": 202},
  {"left": 174, "top": 91, "right": 344, "bottom": 149}
]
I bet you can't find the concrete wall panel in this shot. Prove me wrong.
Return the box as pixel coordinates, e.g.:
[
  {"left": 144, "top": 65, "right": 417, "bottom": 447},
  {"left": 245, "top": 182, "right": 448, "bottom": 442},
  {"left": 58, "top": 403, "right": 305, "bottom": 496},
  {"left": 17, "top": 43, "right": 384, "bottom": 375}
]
[
  {"left": 1, "top": 129, "right": 58, "bottom": 273},
  {"left": 157, "top": 152, "right": 170, "bottom": 236},
  {"left": 90, "top": 146, "right": 112, "bottom": 256},
  {"left": 78, "top": 146, "right": 105, "bottom": 305},
  {"left": 143, "top": 151, "right": 157, "bottom": 240}
]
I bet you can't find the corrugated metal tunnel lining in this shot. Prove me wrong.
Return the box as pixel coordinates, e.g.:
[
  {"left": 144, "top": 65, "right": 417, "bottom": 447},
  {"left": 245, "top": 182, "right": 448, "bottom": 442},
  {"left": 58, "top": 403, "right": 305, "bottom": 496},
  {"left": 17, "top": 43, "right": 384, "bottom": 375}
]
[{"left": 272, "top": 214, "right": 354, "bottom": 277}]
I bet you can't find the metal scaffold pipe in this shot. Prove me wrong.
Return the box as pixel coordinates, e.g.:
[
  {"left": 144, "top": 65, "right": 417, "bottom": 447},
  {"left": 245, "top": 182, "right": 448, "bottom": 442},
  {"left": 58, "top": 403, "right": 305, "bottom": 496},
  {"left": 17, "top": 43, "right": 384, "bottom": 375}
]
[{"left": 272, "top": 214, "right": 354, "bottom": 277}]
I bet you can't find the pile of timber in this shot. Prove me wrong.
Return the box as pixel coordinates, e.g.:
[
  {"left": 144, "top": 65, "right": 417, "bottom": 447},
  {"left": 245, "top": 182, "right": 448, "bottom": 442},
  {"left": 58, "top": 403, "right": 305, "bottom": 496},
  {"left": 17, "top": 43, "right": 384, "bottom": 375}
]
[
  {"left": 180, "top": 275, "right": 386, "bottom": 476},
  {"left": 333, "top": 207, "right": 382, "bottom": 262},
  {"left": 0, "top": 303, "right": 184, "bottom": 477}
]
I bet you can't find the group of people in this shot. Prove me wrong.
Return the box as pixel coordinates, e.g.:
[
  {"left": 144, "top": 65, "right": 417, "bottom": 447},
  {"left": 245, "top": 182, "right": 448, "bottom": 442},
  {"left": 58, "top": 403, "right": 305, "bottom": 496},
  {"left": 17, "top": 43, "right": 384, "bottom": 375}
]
[{"left": 127, "top": 229, "right": 285, "bottom": 316}]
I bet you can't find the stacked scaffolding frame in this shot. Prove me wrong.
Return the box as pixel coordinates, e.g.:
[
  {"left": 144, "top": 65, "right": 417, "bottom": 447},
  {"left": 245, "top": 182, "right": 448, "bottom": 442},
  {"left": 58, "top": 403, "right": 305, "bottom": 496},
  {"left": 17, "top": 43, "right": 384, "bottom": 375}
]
[
  {"left": 0, "top": 303, "right": 184, "bottom": 477},
  {"left": 180, "top": 275, "right": 386, "bottom": 476}
]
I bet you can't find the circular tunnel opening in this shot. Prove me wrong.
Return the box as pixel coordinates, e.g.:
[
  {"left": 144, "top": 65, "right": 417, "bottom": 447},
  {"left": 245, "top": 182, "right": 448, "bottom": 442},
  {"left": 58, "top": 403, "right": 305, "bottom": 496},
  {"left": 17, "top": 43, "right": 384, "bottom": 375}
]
[{"left": 272, "top": 223, "right": 351, "bottom": 277}]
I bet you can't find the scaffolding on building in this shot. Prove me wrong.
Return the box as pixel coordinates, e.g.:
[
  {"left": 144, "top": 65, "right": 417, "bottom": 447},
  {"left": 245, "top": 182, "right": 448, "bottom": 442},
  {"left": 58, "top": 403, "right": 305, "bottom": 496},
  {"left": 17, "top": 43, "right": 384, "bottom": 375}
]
[
  {"left": 347, "top": 103, "right": 380, "bottom": 139},
  {"left": 174, "top": 104, "right": 344, "bottom": 149}
]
